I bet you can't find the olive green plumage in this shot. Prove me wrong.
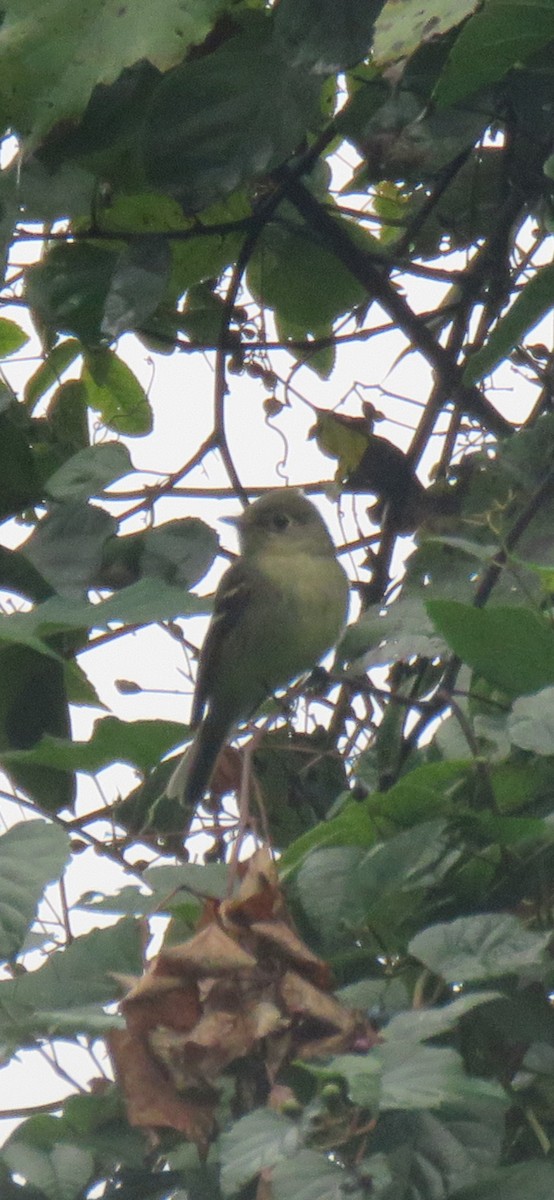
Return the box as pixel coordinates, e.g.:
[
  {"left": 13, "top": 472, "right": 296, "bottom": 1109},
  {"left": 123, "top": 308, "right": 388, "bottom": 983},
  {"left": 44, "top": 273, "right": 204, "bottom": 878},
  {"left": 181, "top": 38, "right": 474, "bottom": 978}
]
[{"left": 169, "top": 489, "right": 349, "bottom": 807}]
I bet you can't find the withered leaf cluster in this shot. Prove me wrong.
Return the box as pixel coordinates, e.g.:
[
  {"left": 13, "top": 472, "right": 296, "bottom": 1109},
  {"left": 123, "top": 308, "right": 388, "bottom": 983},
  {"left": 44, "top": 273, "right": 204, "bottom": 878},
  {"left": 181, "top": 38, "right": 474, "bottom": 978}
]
[{"left": 109, "top": 849, "right": 377, "bottom": 1153}]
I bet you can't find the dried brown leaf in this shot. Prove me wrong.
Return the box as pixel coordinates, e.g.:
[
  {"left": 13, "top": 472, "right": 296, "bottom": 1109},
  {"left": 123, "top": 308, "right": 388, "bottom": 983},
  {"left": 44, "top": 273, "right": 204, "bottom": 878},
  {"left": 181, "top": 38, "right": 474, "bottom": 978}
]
[
  {"left": 159, "top": 922, "right": 257, "bottom": 976},
  {"left": 108, "top": 1028, "right": 216, "bottom": 1149},
  {"left": 251, "top": 919, "right": 331, "bottom": 989},
  {"left": 124, "top": 982, "right": 201, "bottom": 1038}
]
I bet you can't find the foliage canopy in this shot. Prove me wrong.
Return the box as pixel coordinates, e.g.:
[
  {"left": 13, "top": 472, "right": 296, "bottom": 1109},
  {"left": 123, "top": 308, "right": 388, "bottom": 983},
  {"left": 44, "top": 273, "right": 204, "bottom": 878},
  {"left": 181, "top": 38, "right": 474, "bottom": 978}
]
[{"left": 2, "top": 1, "right": 554, "bottom": 1198}]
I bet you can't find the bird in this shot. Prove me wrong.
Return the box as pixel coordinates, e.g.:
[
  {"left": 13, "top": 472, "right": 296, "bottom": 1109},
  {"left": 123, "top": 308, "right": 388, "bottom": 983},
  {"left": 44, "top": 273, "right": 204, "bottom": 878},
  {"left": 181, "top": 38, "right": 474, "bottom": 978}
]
[{"left": 168, "top": 488, "right": 349, "bottom": 808}]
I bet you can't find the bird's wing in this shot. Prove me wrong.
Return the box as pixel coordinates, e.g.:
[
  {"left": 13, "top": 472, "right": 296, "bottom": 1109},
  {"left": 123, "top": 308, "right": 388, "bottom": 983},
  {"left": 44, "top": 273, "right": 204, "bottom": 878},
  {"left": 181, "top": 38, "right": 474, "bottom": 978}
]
[{"left": 190, "top": 559, "right": 254, "bottom": 727}]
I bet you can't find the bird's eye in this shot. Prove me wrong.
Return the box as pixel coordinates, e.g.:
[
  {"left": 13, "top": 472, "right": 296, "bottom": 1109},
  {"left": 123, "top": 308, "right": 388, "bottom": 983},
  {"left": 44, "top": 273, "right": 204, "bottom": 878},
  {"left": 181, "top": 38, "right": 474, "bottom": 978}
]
[{"left": 272, "top": 512, "right": 290, "bottom": 531}]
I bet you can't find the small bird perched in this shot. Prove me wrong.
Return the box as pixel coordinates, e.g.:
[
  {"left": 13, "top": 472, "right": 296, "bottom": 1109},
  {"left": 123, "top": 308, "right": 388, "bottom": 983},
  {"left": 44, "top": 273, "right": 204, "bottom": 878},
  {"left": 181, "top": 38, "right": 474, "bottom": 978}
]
[{"left": 169, "top": 489, "right": 349, "bottom": 808}]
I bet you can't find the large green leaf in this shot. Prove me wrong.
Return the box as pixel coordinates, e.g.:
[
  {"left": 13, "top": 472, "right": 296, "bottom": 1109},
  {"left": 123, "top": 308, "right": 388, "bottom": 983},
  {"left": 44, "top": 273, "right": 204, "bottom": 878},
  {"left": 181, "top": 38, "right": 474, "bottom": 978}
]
[
  {"left": 435, "top": 0, "right": 554, "bottom": 107},
  {"left": 383, "top": 993, "right": 501, "bottom": 1046},
  {"left": 2, "top": 1142, "right": 94, "bottom": 1200},
  {"left": 46, "top": 442, "right": 133, "bottom": 502},
  {"left": 1, "top": 716, "right": 185, "bottom": 778},
  {"left": 77, "top": 862, "right": 228, "bottom": 917},
  {"left": 219, "top": 1110, "right": 302, "bottom": 1198},
  {"left": 98, "top": 517, "right": 219, "bottom": 590},
  {"left": 0, "top": 544, "right": 52, "bottom": 603},
  {"left": 0, "top": 403, "right": 42, "bottom": 517},
  {"left": 26, "top": 242, "right": 118, "bottom": 344},
  {"left": 427, "top": 600, "right": 554, "bottom": 697},
  {"left": 294, "top": 820, "right": 457, "bottom": 951},
  {"left": 24, "top": 340, "right": 82, "bottom": 411},
  {"left": 0, "top": 644, "right": 74, "bottom": 811},
  {"left": 328, "top": 1042, "right": 504, "bottom": 1112},
  {"left": 2, "top": 1091, "right": 147, "bottom": 1177},
  {"left": 464, "top": 264, "right": 554, "bottom": 384},
  {"left": 247, "top": 217, "right": 368, "bottom": 338},
  {"left": 96, "top": 191, "right": 248, "bottom": 305},
  {"left": 373, "top": 0, "right": 479, "bottom": 66},
  {"left": 369, "top": 1103, "right": 505, "bottom": 1199},
  {"left": 0, "top": 918, "right": 142, "bottom": 1042},
  {"left": 272, "top": 1149, "right": 381, "bottom": 1200},
  {"left": 143, "top": 16, "right": 322, "bottom": 211},
  {"left": 274, "top": 0, "right": 379, "bottom": 73},
  {"left": 100, "top": 237, "right": 171, "bottom": 339},
  {"left": 340, "top": 593, "right": 446, "bottom": 668},
  {"left": 82, "top": 348, "right": 152, "bottom": 435},
  {"left": 10, "top": 157, "right": 97, "bottom": 225},
  {"left": 22, "top": 501, "right": 116, "bottom": 597},
  {"left": 0, "top": 0, "right": 224, "bottom": 139},
  {"left": 449, "top": 1160, "right": 554, "bottom": 1200},
  {"left": 32, "top": 577, "right": 208, "bottom": 634},
  {"left": 0, "top": 821, "right": 70, "bottom": 961},
  {"left": 508, "top": 686, "right": 554, "bottom": 755},
  {"left": 409, "top": 913, "right": 551, "bottom": 983}
]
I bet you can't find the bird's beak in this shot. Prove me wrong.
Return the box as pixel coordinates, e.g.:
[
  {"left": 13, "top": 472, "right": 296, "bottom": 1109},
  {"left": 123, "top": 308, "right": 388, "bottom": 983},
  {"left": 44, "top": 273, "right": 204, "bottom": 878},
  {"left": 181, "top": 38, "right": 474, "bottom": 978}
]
[{"left": 220, "top": 513, "right": 242, "bottom": 528}]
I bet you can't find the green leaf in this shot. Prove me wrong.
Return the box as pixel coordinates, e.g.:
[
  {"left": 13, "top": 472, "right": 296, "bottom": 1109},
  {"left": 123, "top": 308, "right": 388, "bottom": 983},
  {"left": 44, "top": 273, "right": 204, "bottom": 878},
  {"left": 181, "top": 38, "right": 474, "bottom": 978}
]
[
  {"left": 464, "top": 264, "right": 554, "bottom": 384},
  {"left": 340, "top": 593, "right": 445, "bottom": 668},
  {"left": 427, "top": 600, "right": 554, "bottom": 698},
  {"left": 0, "top": 918, "right": 142, "bottom": 1041},
  {"left": 449, "top": 1160, "right": 554, "bottom": 1200},
  {"left": 508, "top": 687, "right": 554, "bottom": 754},
  {"left": 99, "top": 190, "right": 247, "bottom": 306},
  {"left": 13, "top": 157, "right": 96, "bottom": 224},
  {"left": 219, "top": 1110, "right": 302, "bottom": 1197},
  {"left": 1, "top": 716, "right": 185, "bottom": 777},
  {"left": 47, "top": 379, "right": 90, "bottom": 455},
  {"left": 3, "top": 1089, "right": 145, "bottom": 1172},
  {"left": 0, "top": 543, "right": 52, "bottom": 603},
  {"left": 0, "top": 0, "right": 224, "bottom": 140},
  {"left": 383, "top": 993, "right": 501, "bottom": 1045},
  {"left": 82, "top": 349, "right": 152, "bottom": 435},
  {"left": 336, "top": 975, "right": 411, "bottom": 1017},
  {"left": 369, "top": 759, "right": 473, "bottom": 826},
  {"left": 143, "top": 861, "right": 229, "bottom": 901},
  {"left": 22, "top": 501, "right": 116, "bottom": 597},
  {"left": 101, "top": 237, "right": 171, "bottom": 339},
  {"left": 330, "top": 1043, "right": 504, "bottom": 1112},
  {"left": 435, "top": 0, "right": 554, "bottom": 108},
  {"left": 409, "top": 913, "right": 551, "bottom": 983},
  {"left": 0, "top": 318, "right": 29, "bottom": 356},
  {"left": 143, "top": 16, "right": 322, "bottom": 211},
  {"left": 25, "top": 242, "right": 118, "bottom": 343},
  {"left": 381, "top": 1044, "right": 505, "bottom": 1110},
  {"left": 295, "top": 820, "right": 457, "bottom": 951},
  {"left": 76, "top": 884, "right": 154, "bottom": 917},
  {"left": 46, "top": 441, "right": 133, "bottom": 501},
  {"left": 2, "top": 1142, "right": 94, "bottom": 1200},
  {"left": 373, "top": 0, "right": 479, "bottom": 66},
  {"left": 247, "top": 218, "right": 368, "bottom": 338},
  {"left": 0, "top": 644, "right": 74, "bottom": 812},
  {"left": 0, "top": 404, "right": 42, "bottom": 517},
  {"left": 55, "top": 576, "right": 209, "bottom": 627},
  {"left": 64, "top": 658, "right": 104, "bottom": 708},
  {"left": 279, "top": 799, "right": 381, "bottom": 876},
  {"left": 24, "top": 340, "right": 82, "bottom": 410},
  {"left": 272, "top": 1148, "right": 378, "bottom": 1200},
  {"left": 369, "top": 1103, "right": 505, "bottom": 1198},
  {"left": 0, "top": 821, "right": 70, "bottom": 961},
  {"left": 0, "top": 580, "right": 209, "bottom": 655},
  {"left": 425, "top": 535, "right": 499, "bottom": 564},
  {"left": 99, "top": 517, "right": 219, "bottom": 590},
  {"left": 274, "top": 0, "right": 379, "bottom": 74}
]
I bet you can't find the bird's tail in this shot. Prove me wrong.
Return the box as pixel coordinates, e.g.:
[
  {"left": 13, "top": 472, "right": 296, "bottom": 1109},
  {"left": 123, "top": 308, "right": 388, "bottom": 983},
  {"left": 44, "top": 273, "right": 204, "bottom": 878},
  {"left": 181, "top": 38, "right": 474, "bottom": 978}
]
[{"left": 168, "top": 710, "right": 230, "bottom": 809}]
